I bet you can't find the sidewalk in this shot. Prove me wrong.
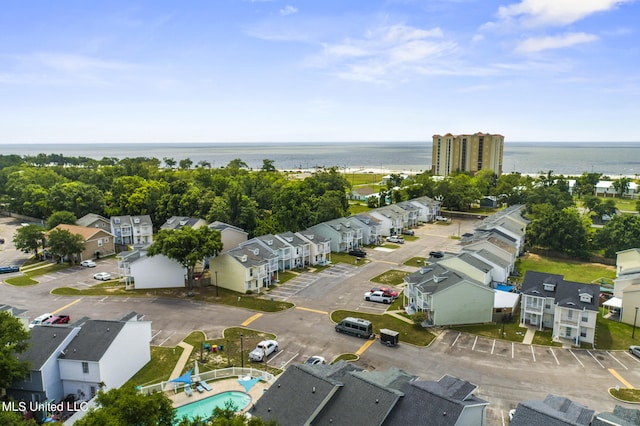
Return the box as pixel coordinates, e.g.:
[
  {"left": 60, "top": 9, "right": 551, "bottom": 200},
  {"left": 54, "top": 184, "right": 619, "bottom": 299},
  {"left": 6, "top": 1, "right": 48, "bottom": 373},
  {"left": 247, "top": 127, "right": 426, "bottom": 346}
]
[
  {"left": 384, "top": 310, "right": 414, "bottom": 324},
  {"left": 522, "top": 325, "right": 536, "bottom": 345},
  {"left": 169, "top": 341, "right": 194, "bottom": 380}
]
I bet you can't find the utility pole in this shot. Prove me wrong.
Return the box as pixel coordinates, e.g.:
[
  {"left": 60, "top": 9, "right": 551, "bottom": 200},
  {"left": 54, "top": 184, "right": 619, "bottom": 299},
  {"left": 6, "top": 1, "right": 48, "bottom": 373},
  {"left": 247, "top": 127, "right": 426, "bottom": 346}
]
[
  {"left": 633, "top": 307, "right": 639, "bottom": 339},
  {"left": 240, "top": 334, "right": 244, "bottom": 368},
  {"left": 215, "top": 270, "right": 219, "bottom": 297}
]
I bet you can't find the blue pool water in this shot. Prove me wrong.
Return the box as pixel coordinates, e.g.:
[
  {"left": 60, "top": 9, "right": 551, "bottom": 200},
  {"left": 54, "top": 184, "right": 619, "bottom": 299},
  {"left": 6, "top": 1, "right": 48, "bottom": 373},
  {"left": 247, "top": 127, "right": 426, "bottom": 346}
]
[{"left": 174, "top": 391, "right": 251, "bottom": 421}]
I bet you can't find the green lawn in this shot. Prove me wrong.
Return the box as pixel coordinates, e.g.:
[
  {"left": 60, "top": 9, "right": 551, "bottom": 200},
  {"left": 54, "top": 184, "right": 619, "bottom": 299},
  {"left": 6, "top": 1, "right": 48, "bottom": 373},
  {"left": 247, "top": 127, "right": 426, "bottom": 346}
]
[
  {"left": 370, "top": 270, "right": 410, "bottom": 286},
  {"left": 404, "top": 257, "right": 429, "bottom": 268},
  {"left": 330, "top": 252, "right": 370, "bottom": 266},
  {"left": 4, "top": 275, "right": 39, "bottom": 286},
  {"left": 126, "top": 345, "right": 185, "bottom": 387},
  {"left": 451, "top": 317, "right": 527, "bottom": 343},
  {"left": 348, "top": 203, "right": 371, "bottom": 214},
  {"left": 531, "top": 329, "right": 562, "bottom": 347},
  {"left": 516, "top": 254, "right": 616, "bottom": 284},
  {"left": 596, "top": 312, "right": 640, "bottom": 350},
  {"left": 610, "top": 387, "right": 640, "bottom": 402},
  {"left": 331, "top": 310, "right": 435, "bottom": 346}
]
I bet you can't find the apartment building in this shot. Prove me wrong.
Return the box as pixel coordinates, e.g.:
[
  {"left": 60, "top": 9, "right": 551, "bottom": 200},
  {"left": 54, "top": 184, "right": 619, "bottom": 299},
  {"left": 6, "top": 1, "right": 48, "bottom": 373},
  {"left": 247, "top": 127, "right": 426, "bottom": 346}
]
[{"left": 432, "top": 132, "right": 504, "bottom": 176}]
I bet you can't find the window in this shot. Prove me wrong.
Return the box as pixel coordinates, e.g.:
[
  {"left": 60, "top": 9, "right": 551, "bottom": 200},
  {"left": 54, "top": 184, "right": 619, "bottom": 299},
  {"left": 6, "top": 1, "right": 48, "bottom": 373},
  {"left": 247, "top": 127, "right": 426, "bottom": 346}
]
[
  {"left": 105, "top": 237, "right": 109, "bottom": 243},
  {"left": 82, "top": 362, "right": 89, "bottom": 374},
  {"left": 567, "top": 310, "right": 573, "bottom": 319},
  {"left": 582, "top": 315, "right": 588, "bottom": 322},
  {"left": 580, "top": 329, "right": 587, "bottom": 338},
  {"left": 97, "top": 239, "right": 103, "bottom": 247},
  {"left": 90, "top": 386, "right": 96, "bottom": 398},
  {"left": 545, "top": 304, "right": 551, "bottom": 310}
]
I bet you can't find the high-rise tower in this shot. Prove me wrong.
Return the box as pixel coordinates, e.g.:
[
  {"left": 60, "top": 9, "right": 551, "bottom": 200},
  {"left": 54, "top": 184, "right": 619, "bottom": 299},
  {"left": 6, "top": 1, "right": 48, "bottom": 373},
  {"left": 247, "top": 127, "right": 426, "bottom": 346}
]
[{"left": 432, "top": 132, "right": 504, "bottom": 176}]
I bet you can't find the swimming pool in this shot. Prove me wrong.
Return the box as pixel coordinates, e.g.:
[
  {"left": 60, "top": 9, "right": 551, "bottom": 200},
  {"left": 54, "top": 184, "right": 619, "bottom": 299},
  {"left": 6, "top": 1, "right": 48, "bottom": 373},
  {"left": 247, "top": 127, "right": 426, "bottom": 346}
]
[{"left": 174, "top": 391, "right": 252, "bottom": 421}]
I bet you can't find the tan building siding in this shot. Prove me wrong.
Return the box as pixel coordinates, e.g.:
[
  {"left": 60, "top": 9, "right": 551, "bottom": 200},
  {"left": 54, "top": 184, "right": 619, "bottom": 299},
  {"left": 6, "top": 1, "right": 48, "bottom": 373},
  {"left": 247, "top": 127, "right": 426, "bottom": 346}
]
[{"left": 432, "top": 132, "right": 504, "bottom": 177}]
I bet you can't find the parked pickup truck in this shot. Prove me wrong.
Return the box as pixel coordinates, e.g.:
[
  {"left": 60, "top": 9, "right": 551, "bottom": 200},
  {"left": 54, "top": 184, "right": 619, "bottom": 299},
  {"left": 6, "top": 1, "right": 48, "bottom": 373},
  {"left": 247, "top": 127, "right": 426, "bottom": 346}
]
[
  {"left": 44, "top": 315, "right": 71, "bottom": 325},
  {"left": 364, "top": 290, "right": 393, "bottom": 304},
  {"left": 249, "top": 340, "right": 279, "bottom": 362}
]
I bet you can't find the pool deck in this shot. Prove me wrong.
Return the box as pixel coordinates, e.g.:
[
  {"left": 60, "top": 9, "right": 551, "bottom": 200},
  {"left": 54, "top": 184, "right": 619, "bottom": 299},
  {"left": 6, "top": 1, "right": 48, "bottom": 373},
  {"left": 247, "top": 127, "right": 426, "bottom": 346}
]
[{"left": 169, "top": 376, "right": 270, "bottom": 409}]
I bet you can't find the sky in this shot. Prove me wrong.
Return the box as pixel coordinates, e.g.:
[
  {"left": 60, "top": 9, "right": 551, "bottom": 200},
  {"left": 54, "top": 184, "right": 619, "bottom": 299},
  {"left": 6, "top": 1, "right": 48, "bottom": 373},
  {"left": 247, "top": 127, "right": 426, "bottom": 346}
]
[{"left": 1, "top": 0, "right": 639, "bottom": 144}]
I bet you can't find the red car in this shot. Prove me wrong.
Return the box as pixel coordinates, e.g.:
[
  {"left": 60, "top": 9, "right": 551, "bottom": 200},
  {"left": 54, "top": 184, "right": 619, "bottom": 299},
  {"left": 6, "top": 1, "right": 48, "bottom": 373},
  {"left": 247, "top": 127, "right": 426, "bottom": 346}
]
[
  {"left": 370, "top": 287, "right": 399, "bottom": 299},
  {"left": 44, "top": 315, "right": 70, "bottom": 325}
]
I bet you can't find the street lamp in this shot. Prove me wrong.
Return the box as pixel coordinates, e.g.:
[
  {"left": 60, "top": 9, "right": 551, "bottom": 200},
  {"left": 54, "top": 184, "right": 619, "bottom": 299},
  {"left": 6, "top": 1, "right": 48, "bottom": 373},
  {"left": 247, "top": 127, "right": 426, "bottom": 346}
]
[
  {"left": 633, "top": 307, "right": 639, "bottom": 339},
  {"left": 215, "top": 270, "right": 219, "bottom": 297},
  {"left": 240, "top": 334, "right": 244, "bottom": 368}
]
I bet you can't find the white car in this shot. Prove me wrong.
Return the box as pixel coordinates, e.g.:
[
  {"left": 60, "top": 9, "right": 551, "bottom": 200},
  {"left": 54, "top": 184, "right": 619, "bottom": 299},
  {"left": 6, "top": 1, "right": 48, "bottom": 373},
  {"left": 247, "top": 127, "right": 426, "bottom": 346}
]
[
  {"left": 249, "top": 340, "right": 278, "bottom": 362},
  {"left": 93, "top": 272, "right": 112, "bottom": 281},
  {"left": 386, "top": 236, "right": 405, "bottom": 244},
  {"left": 304, "top": 355, "right": 326, "bottom": 365},
  {"left": 364, "top": 290, "right": 393, "bottom": 304},
  {"left": 80, "top": 260, "right": 96, "bottom": 268}
]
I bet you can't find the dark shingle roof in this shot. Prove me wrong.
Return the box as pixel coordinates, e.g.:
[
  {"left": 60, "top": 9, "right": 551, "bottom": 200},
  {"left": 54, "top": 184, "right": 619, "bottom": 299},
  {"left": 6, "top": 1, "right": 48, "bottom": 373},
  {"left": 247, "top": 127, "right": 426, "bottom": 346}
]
[
  {"left": 521, "top": 271, "right": 599, "bottom": 312},
  {"left": 249, "top": 362, "right": 359, "bottom": 426},
  {"left": 592, "top": 405, "right": 640, "bottom": 426},
  {"left": 60, "top": 320, "right": 125, "bottom": 361},
  {"left": 383, "top": 375, "right": 488, "bottom": 426},
  {"left": 510, "top": 394, "right": 594, "bottom": 426},
  {"left": 19, "top": 326, "right": 76, "bottom": 370}
]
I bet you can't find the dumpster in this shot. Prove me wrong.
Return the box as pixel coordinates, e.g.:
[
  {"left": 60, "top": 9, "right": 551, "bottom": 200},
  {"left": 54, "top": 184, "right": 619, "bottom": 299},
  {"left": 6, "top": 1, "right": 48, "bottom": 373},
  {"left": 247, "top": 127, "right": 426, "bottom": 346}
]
[{"left": 379, "top": 328, "right": 399, "bottom": 347}]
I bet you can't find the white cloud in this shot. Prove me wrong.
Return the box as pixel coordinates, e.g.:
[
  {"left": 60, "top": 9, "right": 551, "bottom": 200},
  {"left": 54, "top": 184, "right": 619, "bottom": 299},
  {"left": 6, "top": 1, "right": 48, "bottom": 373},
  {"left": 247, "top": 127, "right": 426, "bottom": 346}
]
[
  {"left": 493, "top": 0, "right": 633, "bottom": 28},
  {"left": 311, "top": 24, "right": 457, "bottom": 83},
  {"left": 280, "top": 5, "right": 298, "bottom": 16},
  {"left": 515, "top": 32, "right": 599, "bottom": 53},
  {"left": 32, "top": 53, "right": 131, "bottom": 72}
]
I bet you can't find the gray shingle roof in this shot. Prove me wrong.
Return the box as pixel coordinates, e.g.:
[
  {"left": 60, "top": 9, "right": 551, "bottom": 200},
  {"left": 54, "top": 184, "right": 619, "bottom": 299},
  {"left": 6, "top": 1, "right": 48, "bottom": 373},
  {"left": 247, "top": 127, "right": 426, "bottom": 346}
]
[
  {"left": 521, "top": 271, "right": 599, "bottom": 312},
  {"left": 405, "top": 264, "right": 469, "bottom": 295},
  {"left": 59, "top": 320, "right": 125, "bottom": 361},
  {"left": 383, "top": 375, "right": 488, "bottom": 426},
  {"left": 472, "top": 248, "right": 511, "bottom": 269},
  {"left": 19, "top": 326, "right": 76, "bottom": 370},
  {"left": 249, "top": 362, "right": 360, "bottom": 425},
  {"left": 510, "top": 394, "right": 594, "bottom": 426},
  {"left": 593, "top": 405, "right": 640, "bottom": 426}
]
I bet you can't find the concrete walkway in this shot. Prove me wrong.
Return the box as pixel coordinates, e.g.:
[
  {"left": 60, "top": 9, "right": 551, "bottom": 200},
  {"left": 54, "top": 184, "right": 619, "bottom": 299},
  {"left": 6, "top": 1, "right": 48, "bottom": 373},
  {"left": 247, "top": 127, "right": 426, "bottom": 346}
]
[
  {"left": 522, "top": 325, "right": 536, "bottom": 345},
  {"left": 384, "top": 310, "right": 414, "bottom": 324},
  {"left": 169, "top": 341, "right": 194, "bottom": 380}
]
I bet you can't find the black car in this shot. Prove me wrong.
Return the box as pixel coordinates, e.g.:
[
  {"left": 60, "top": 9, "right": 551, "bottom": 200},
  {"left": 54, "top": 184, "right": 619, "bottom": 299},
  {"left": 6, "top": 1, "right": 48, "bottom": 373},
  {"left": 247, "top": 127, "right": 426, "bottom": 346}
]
[
  {"left": 429, "top": 251, "right": 444, "bottom": 258},
  {"left": 348, "top": 249, "right": 367, "bottom": 257},
  {"left": 0, "top": 265, "right": 20, "bottom": 274}
]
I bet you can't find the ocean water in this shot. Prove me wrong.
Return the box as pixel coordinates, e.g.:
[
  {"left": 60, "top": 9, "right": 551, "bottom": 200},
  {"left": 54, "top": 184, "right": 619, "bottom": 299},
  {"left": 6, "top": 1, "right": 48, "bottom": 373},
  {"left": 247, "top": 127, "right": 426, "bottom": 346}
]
[{"left": 2, "top": 141, "right": 639, "bottom": 177}]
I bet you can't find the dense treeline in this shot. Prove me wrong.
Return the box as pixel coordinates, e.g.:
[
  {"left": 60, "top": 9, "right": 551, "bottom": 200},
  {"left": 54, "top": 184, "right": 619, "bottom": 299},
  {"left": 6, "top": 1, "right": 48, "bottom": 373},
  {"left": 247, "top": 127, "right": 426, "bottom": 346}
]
[{"left": 1, "top": 154, "right": 639, "bottom": 257}]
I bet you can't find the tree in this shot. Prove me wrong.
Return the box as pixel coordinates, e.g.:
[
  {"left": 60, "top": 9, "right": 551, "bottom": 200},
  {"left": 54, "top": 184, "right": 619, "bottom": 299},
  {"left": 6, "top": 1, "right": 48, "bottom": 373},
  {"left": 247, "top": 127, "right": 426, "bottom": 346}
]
[
  {"left": 46, "top": 181, "right": 105, "bottom": 218},
  {"left": 612, "top": 177, "right": 632, "bottom": 198},
  {"left": 526, "top": 207, "right": 591, "bottom": 258},
  {"left": 261, "top": 159, "right": 277, "bottom": 172},
  {"left": 74, "top": 384, "right": 175, "bottom": 426},
  {"left": 179, "top": 158, "right": 193, "bottom": 170},
  {"left": 146, "top": 226, "right": 222, "bottom": 295},
  {"left": 163, "top": 157, "right": 176, "bottom": 169},
  {"left": 595, "top": 215, "right": 640, "bottom": 258},
  {"left": 0, "top": 409, "right": 37, "bottom": 426},
  {"left": 0, "top": 311, "right": 31, "bottom": 390},
  {"left": 46, "top": 210, "right": 77, "bottom": 229},
  {"left": 47, "top": 228, "right": 86, "bottom": 265},
  {"left": 13, "top": 224, "right": 46, "bottom": 257},
  {"left": 573, "top": 172, "right": 601, "bottom": 198}
]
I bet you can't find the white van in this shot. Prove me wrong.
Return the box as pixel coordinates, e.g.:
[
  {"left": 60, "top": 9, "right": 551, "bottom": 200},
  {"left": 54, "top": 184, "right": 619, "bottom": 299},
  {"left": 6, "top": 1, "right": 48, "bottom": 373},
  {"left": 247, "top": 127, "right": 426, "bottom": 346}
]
[{"left": 29, "top": 313, "right": 53, "bottom": 329}]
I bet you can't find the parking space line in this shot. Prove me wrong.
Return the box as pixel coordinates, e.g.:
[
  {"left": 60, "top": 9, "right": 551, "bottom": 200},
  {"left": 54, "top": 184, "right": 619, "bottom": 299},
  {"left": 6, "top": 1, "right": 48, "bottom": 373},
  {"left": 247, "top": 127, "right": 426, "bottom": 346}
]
[
  {"left": 158, "top": 331, "right": 175, "bottom": 346},
  {"left": 530, "top": 346, "right": 536, "bottom": 362},
  {"left": 608, "top": 368, "right": 634, "bottom": 388},
  {"left": 241, "top": 313, "right": 263, "bottom": 326},
  {"left": 451, "top": 332, "right": 461, "bottom": 347},
  {"left": 491, "top": 339, "right": 496, "bottom": 355},
  {"left": 569, "top": 350, "right": 585, "bottom": 368},
  {"left": 279, "top": 353, "right": 299, "bottom": 369},
  {"left": 355, "top": 339, "right": 376, "bottom": 356},
  {"left": 151, "top": 330, "right": 162, "bottom": 339},
  {"left": 607, "top": 351, "right": 628, "bottom": 370},
  {"left": 549, "top": 348, "right": 560, "bottom": 365},
  {"left": 472, "top": 336, "right": 478, "bottom": 351},
  {"left": 52, "top": 298, "right": 81, "bottom": 314},
  {"left": 295, "top": 306, "right": 328, "bottom": 315},
  {"left": 587, "top": 350, "right": 605, "bottom": 369}
]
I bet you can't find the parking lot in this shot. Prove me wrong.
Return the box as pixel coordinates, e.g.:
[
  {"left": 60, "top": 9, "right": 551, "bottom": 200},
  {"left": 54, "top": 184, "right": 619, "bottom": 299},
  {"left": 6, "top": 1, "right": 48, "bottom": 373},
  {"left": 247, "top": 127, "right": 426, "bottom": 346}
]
[{"left": 440, "top": 330, "right": 640, "bottom": 371}]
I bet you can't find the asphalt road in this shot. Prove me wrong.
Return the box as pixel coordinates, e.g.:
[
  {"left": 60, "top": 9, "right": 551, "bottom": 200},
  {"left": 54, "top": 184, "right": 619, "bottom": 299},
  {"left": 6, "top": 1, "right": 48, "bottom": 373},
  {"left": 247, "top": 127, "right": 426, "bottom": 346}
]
[{"left": 1, "top": 215, "right": 638, "bottom": 424}]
